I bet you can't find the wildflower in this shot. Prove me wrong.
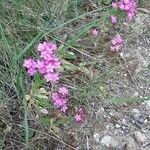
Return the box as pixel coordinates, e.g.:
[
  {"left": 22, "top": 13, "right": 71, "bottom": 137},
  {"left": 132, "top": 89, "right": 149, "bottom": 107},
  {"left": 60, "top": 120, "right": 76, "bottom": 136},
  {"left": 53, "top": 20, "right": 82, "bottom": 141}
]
[
  {"left": 118, "top": 0, "right": 136, "bottom": 21},
  {"left": 59, "top": 86, "right": 69, "bottom": 96},
  {"left": 44, "top": 72, "right": 59, "bottom": 83},
  {"left": 91, "top": 28, "right": 99, "bottom": 36},
  {"left": 112, "top": 34, "right": 123, "bottom": 45},
  {"left": 51, "top": 88, "right": 69, "bottom": 113},
  {"left": 38, "top": 41, "right": 57, "bottom": 61},
  {"left": 45, "top": 57, "right": 61, "bottom": 73},
  {"left": 27, "top": 68, "right": 37, "bottom": 76},
  {"left": 112, "top": 2, "right": 117, "bottom": 8},
  {"left": 37, "top": 41, "right": 57, "bottom": 53},
  {"left": 23, "top": 58, "right": 36, "bottom": 68},
  {"left": 75, "top": 108, "right": 84, "bottom": 123},
  {"left": 23, "top": 58, "right": 37, "bottom": 76},
  {"left": 110, "top": 16, "right": 117, "bottom": 25},
  {"left": 111, "top": 34, "right": 123, "bottom": 52},
  {"left": 36, "top": 60, "right": 47, "bottom": 74},
  {"left": 60, "top": 105, "right": 68, "bottom": 113}
]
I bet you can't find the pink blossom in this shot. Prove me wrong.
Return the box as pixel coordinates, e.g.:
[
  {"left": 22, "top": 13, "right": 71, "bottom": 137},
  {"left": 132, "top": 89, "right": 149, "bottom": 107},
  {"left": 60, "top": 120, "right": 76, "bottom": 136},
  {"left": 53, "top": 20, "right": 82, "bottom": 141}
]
[
  {"left": 110, "top": 16, "right": 117, "bottom": 25},
  {"left": 60, "top": 105, "right": 68, "bottom": 113},
  {"left": 38, "top": 42, "right": 57, "bottom": 61},
  {"left": 46, "top": 42, "right": 57, "bottom": 52},
  {"left": 45, "top": 57, "right": 61, "bottom": 72},
  {"left": 111, "top": 34, "right": 123, "bottom": 52},
  {"left": 51, "top": 91, "right": 69, "bottom": 113},
  {"left": 27, "top": 68, "right": 37, "bottom": 76},
  {"left": 36, "top": 60, "right": 47, "bottom": 74},
  {"left": 23, "top": 58, "right": 37, "bottom": 76},
  {"left": 37, "top": 42, "right": 46, "bottom": 52},
  {"left": 91, "top": 28, "right": 99, "bottom": 36},
  {"left": 112, "top": 2, "right": 117, "bottom": 8},
  {"left": 127, "top": 10, "right": 135, "bottom": 21},
  {"left": 75, "top": 108, "right": 84, "bottom": 123},
  {"left": 59, "top": 86, "right": 69, "bottom": 96},
  {"left": 40, "top": 51, "right": 53, "bottom": 60},
  {"left": 118, "top": 0, "right": 136, "bottom": 21},
  {"left": 37, "top": 41, "right": 57, "bottom": 53},
  {"left": 23, "top": 58, "right": 36, "bottom": 69},
  {"left": 111, "top": 45, "right": 120, "bottom": 51},
  {"left": 44, "top": 72, "right": 59, "bottom": 82},
  {"left": 112, "top": 34, "right": 123, "bottom": 45}
]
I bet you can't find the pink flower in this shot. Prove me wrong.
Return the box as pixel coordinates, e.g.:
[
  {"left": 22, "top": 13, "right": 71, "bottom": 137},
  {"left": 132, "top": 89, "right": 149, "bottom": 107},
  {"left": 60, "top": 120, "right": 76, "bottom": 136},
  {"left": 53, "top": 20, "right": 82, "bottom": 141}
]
[
  {"left": 40, "top": 51, "right": 53, "bottom": 60},
  {"left": 110, "top": 16, "right": 117, "bottom": 25},
  {"left": 38, "top": 42, "right": 57, "bottom": 61},
  {"left": 91, "top": 28, "right": 99, "bottom": 36},
  {"left": 37, "top": 41, "right": 57, "bottom": 53},
  {"left": 60, "top": 105, "right": 68, "bottom": 113},
  {"left": 36, "top": 60, "right": 47, "bottom": 74},
  {"left": 45, "top": 57, "right": 61, "bottom": 72},
  {"left": 111, "top": 34, "right": 123, "bottom": 52},
  {"left": 44, "top": 72, "right": 59, "bottom": 82},
  {"left": 112, "top": 34, "right": 123, "bottom": 45},
  {"left": 27, "top": 68, "right": 37, "bottom": 76},
  {"left": 51, "top": 91, "right": 69, "bottom": 113},
  {"left": 46, "top": 42, "right": 57, "bottom": 52},
  {"left": 37, "top": 42, "right": 46, "bottom": 52},
  {"left": 75, "top": 108, "right": 84, "bottom": 123},
  {"left": 59, "top": 86, "right": 69, "bottom": 96},
  {"left": 112, "top": 2, "right": 117, "bottom": 8},
  {"left": 118, "top": 0, "right": 136, "bottom": 21},
  {"left": 23, "top": 58, "right": 37, "bottom": 76},
  {"left": 23, "top": 58, "right": 36, "bottom": 69},
  {"left": 127, "top": 10, "right": 135, "bottom": 21},
  {"left": 111, "top": 45, "right": 120, "bottom": 51}
]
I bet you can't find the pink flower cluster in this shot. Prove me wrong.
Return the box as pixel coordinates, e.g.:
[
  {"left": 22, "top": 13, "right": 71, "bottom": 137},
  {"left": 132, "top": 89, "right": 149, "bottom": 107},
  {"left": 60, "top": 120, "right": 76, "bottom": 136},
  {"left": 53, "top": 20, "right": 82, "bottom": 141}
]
[
  {"left": 111, "top": 34, "right": 123, "bottom": 51},
  {"left": 23, "top": 42, "right": 85, "bottom": 123},
  {"left": 23, "top": 41, "right": 61, "bottom": 83},
  {"left": 75, "top": 108, "right": 85, "bottom": 123},
  {"left": 51, "top": 86, "right": 69, "bottom": 113},
  {"left": 111, "top": 0, "right": 136, "bottom": 21},
  {"left": 118, "top": 0, "right": 136, "bottom": 21}
]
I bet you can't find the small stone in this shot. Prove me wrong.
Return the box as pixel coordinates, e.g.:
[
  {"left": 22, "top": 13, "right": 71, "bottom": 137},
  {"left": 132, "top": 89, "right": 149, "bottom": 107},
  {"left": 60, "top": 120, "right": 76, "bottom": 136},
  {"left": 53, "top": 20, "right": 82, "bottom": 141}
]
[
  {"left": 115, "top": 124, "right": 121, "bottom": 128},
  {"left": 109, "top": 112, "right": 113, "bottom": 116},
  {"left": 133, "top": 91, "right": 139, "bottom": 97},
  {"left": 144, "top": 119, "right": 148, "bottom": 124},
  {"left": 131, "top": 108, "right": 140, "bottom": 114},
  {"left": 93, "top": 133, "right": 100, "bottom": 143},
  {"left": 125, "top": 136, "right": 136, "bottom": 150},
  {"left": 40, "top": 108, "right": 48, "bottom": 115},
  {"left": 134, "top": 131, "right": 147, "bottom": 143},
  {"left": 144, "top": 100, "right": 150, "bottom": 108},
  {"left": 143, "top": 146, "right": 150, "bottom": 150},
  {"left": 105, "top": 124, "right": 110, "bottom": 130},
  {"left": 100, "top": 135, "right": 112, "bottom": 147},
  {"left": 124, "top": 74, "right": 127, "bottom": 77},
  {"left": 101, "top": 107, "right": 105, "bottom": 112},
  {"left": 109, "top": 138, "right": 118, "bottom": 149},
  {"left": 122, "top": 118, "right": 126, "bottom": 124}
]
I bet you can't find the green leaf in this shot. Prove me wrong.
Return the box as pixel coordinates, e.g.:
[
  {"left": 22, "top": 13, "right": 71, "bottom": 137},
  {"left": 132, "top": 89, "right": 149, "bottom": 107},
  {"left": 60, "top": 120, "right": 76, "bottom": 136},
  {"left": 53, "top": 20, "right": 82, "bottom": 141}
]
[
  {"left": 99, "top": 85, "right": 105, "bottom": 96},
  {"left": 39, "top": 116, "right": 50, "bottom": 126},
  {"left": 36, "top": 97, "right": 50, "bottom": 108},
  {"left": 34, "top": 94, "right": 49, "bottom": 100},
  {"left": 61, "top": 60, "right": 77, "bottom": 72}
]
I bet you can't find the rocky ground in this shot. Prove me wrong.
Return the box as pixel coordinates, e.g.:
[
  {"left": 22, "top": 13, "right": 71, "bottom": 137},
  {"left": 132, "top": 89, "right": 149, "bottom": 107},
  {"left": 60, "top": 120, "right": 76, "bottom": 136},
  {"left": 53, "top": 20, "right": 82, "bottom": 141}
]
[{"left": 57, "top": 10, "right": 150, "bottom": 150}]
